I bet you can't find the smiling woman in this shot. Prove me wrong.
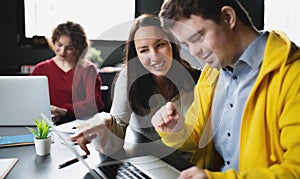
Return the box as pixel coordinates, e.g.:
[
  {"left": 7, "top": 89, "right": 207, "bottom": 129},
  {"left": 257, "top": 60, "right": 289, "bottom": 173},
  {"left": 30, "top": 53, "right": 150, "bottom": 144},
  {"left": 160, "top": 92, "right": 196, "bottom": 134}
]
[
  {"left": 69, "top": 14, "right": 201, "bottom": 163},
  {"left": 134, "top": 26, "right": 173, "bottom": 77}
]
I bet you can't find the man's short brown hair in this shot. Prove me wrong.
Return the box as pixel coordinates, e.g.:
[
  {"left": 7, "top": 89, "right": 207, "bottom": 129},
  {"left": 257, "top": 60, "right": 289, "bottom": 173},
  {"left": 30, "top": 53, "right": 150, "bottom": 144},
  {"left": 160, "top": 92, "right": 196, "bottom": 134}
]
[{"left": 159, "top": 0, "right": 253, "bottom": 28}]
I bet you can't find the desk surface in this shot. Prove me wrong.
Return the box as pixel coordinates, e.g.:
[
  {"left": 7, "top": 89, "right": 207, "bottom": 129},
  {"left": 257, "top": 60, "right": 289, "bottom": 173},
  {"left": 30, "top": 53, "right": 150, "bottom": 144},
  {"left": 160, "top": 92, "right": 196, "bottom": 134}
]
[
  {"left": 0, "top": 127, "right": 192, "bottom": 179},
  {"left": 0, "top": 127, "right": 101, "bottom": 179}
]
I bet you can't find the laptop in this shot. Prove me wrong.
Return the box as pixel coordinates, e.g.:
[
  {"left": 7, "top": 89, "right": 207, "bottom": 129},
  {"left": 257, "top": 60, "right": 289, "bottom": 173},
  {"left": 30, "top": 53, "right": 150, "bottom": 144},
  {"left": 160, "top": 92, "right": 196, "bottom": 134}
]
[
  {"left": 0, "top": 76, "right": 51, "bottom": 126},
  {"left": 41, "top": 113, "right": 181, "bottom": 179}
]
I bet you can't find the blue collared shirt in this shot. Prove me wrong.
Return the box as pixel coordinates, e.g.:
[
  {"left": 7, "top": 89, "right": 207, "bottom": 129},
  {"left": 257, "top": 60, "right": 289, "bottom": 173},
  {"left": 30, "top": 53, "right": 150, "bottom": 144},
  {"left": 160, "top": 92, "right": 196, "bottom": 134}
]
[{"left": 211, "top": 31, "right": 269, "bottom": 171}]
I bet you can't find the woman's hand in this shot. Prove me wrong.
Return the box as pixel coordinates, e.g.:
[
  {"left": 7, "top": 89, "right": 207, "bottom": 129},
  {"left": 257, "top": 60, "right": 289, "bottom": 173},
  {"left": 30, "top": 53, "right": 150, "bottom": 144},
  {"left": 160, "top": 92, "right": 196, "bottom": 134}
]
[
  {"left": 70, "top": 112, "right": 113, "bottom": 154},
  {"left": 151, "top": 102, "right": 184, "bottom": 133},
  {"left": 50, "top": 105, "right": 68, "bottom": 123}
]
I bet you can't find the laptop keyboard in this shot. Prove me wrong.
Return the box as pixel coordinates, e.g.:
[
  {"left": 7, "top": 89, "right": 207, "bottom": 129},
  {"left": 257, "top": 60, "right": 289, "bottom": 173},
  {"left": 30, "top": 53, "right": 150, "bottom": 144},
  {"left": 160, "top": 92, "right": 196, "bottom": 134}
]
[{"left": 98, "top": 161, "right": 151, "bottom": 179}]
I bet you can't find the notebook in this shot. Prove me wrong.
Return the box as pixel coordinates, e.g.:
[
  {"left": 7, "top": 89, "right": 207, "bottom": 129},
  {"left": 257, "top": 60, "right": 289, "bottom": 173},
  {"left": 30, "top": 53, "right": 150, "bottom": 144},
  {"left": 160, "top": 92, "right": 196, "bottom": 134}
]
[
  {"left": 0, "top": 134, "right": 35, "bottom": 147},
  {"left": 0, "top": 158, "right": 18, "bottom": 178},
  {"left": 0, "top": 76, "right": 51, "bottom": 126},
  {"left": 41, "top": 113, "right": 181, "bottom": 179}
]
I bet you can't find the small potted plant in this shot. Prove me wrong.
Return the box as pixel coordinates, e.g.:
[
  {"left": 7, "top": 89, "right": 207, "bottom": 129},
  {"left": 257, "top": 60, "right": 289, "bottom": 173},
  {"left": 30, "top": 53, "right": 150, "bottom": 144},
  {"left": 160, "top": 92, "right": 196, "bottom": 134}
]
[
  {"left": 86, "top": 47, "right": 103, "bottom": 68},
  {"left": 27, "top": 118, "right": 51, "bottom": 156}
]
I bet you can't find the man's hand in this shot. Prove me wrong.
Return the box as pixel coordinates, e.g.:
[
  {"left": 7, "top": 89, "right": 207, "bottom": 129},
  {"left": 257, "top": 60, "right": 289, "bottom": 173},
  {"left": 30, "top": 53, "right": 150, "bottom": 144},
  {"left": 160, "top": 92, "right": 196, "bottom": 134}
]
[
  {"left": 152, "top": 102, "right": 184, "bottom": 133},
  {"left": 179, "top": 166, "right": 208, "bottom": 179}
]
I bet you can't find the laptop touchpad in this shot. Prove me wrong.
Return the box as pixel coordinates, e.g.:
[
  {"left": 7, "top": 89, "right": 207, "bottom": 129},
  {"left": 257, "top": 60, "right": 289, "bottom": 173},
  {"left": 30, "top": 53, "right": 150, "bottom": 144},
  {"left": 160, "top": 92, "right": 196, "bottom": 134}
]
[{"left": 147, "top": 166, "right": 179, "bottom": 178}]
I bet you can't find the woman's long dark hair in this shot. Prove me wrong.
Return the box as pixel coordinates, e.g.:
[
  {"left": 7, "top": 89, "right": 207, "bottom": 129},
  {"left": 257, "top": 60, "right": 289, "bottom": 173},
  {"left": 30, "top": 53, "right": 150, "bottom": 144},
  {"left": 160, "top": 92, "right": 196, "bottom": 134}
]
[{"left": 125, "top": 14, "right": 200, "bottom": 116}]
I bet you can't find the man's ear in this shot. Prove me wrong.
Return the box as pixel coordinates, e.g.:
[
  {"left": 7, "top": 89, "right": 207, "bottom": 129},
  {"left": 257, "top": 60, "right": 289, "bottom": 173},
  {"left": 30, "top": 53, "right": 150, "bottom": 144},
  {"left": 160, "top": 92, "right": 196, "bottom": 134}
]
[{"left": 221, "top": 6, "right": 236, "bottom": 29}]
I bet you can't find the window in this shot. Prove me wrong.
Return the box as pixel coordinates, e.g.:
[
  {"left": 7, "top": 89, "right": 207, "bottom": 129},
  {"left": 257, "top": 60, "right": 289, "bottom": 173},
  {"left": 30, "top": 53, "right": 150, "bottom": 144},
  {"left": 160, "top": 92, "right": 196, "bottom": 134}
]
[
  {"left": 23, "top": 0, "right": 135, "bottom": 41},
  {"left": 264, "top": 0, "right": 300, "bottom": 45}
]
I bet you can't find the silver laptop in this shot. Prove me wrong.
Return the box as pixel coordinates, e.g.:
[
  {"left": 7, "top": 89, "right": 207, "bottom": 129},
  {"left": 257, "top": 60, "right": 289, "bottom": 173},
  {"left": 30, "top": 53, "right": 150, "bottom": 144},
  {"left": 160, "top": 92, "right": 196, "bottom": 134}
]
[
  {"left": 41, "top": 113, "right": 181, "bottom": 179},
  {"left": 0, "top": 76, "right": 51, "bottom": 126}
]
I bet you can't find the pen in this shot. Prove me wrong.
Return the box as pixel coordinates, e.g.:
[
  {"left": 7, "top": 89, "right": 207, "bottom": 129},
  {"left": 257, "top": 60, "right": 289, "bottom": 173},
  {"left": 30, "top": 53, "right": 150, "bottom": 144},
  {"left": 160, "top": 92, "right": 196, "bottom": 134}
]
[
  {"left": 58, "top": 154, "right": 88, "bottom": 169},
  {"left": 61, "top": 140, "right": 78, "bottom": 146}
]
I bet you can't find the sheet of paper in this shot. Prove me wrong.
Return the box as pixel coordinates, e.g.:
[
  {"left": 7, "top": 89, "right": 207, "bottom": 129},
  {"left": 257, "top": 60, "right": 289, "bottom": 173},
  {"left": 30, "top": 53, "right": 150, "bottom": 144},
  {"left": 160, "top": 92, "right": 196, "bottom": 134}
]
[
  {"left": 0, "top": 158, "right": 18, "bottom": 178},
  {"left": 53, "top": 120, "right": 84, "bottom": 134}
]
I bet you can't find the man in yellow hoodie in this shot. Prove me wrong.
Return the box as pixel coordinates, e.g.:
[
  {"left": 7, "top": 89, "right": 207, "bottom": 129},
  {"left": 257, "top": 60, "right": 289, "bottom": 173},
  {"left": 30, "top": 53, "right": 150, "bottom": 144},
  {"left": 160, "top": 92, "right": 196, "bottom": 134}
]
[{"left": 152, "top": 0, "right": 300, "bottom": 178}]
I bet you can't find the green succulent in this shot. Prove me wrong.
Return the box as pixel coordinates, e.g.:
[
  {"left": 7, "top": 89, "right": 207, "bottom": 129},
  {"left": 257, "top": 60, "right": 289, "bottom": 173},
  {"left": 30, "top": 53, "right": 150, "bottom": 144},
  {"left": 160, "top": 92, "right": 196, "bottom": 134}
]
[
  {"left": 86, "top": 47, "right": 103, "bottom": 67},
  {"left": 27, "top": 118, "right": 50, "bottom": 139}
]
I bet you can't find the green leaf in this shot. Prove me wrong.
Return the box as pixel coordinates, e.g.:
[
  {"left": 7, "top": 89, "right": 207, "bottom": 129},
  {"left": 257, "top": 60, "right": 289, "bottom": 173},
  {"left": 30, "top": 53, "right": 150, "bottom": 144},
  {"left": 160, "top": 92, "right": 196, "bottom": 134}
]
[
  {"left": 27, "top": 117, "right": 50, "bottom": 139},
  {"left": 26, "top": 127, "right": 38, "bottom": 137}
]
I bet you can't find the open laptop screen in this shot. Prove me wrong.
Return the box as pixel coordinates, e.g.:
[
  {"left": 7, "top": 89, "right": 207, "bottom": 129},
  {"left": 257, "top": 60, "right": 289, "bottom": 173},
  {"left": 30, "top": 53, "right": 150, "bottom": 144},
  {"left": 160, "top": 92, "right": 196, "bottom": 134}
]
[{"left": 0, "top": 76, "right": 51, "bottom": 126}]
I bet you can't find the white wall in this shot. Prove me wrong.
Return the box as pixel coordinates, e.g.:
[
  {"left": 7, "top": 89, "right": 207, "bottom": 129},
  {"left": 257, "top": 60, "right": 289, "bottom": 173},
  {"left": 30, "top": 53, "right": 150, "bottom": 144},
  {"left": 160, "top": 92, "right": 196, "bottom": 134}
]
[{"left": 264, "top": 0, "right": 300, "bottom": 45}]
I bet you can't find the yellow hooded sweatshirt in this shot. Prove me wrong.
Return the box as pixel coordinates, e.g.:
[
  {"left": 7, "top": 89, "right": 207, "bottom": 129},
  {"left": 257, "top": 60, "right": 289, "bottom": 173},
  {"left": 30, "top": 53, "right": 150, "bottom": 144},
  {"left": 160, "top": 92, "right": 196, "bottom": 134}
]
[{"left": 158, "top": 30, "right": 300, "bottom": 178}]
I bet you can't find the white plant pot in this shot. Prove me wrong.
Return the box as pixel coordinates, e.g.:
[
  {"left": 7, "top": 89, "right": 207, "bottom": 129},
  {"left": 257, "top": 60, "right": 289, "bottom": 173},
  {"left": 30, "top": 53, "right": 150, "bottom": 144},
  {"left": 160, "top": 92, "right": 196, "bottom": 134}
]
[{"left": 34, "top": 137, "right": 51, "bottom": 156}]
